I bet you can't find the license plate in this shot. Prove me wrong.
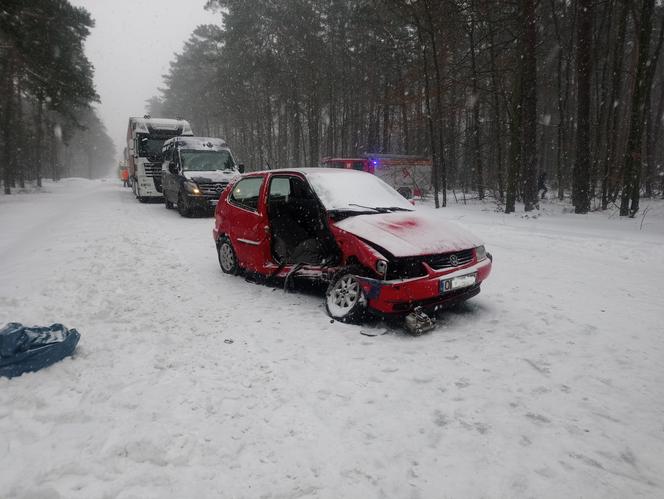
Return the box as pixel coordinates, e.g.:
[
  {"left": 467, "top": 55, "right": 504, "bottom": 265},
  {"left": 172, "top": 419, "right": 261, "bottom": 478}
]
[
  {"left": 440, "top": 273, "right": 476, "bottom": 294},
  {"left": 210, "top": 199, "right": 219, "bottom": 206}
]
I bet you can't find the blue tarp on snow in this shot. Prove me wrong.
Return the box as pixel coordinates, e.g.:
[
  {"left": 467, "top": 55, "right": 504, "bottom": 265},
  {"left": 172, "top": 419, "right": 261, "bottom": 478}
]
[{"left": 0, "top": 323, "right": 80, "bottom": 378}]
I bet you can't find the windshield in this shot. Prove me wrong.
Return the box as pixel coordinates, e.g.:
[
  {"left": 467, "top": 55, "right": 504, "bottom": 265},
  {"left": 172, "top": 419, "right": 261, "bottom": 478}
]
[
  {"left": 137, "top": 136, "right": 165, "bottom": 159},
  {"left": 180, "top": 150, "right": 235, "bottom": 172},
  {"left": 307, "top": 170, "right": 414, "bottom": 213}
]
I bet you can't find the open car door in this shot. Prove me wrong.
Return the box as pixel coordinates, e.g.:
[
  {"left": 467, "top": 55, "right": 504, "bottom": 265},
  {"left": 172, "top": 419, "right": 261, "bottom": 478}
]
[{"left": 225, "top": 176, "right": 271, "bottom": 272}]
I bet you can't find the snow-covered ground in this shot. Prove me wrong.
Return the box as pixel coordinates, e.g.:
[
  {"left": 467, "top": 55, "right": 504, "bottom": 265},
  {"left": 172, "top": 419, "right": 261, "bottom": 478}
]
[{"left": 1, "top": 178, "right": 663, "bottom": 499}]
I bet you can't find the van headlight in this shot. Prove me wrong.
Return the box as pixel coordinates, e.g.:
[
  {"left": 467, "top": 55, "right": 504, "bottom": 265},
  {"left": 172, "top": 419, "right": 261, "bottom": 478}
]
[
  {"left": 184, "top": 181, "right": 201, "bottom": 194},
  {"left": 376, "top": 259, "right": 388, "bottom": 276},
  {"left": 476, "top": 245, "right": 487, "bottom": 261}
]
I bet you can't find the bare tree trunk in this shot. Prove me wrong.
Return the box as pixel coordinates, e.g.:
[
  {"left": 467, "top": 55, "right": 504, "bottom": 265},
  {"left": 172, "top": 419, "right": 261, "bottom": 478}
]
[
  {"left": 264, "top": 87, "right": 274, "bottom": 166},
  {"left": 620, "top": 0, "right": 656, "bottom": 216},
  {"left": 49, "top": 119, "right": 58, "bottom": 181},
  {"left": 2, "top": 54, "right": 17, "bottom": 194},
  {"left": 505, "top": 75, "right": 522, "bottom": 214},
  {"left": 573, "top": 0, "right": 592, "bottom": 213},
  {"left": 602, "top": 1, "right": 628, "bottom": 209},
  {"left": 291, "top": 86, "right": 301, "bottom": 166},
  {"left": 399, "top": 75, "right": 410, "bottom": 154},
  {"left": 591, "top": 0, "right": 615, "bottom": 205},
  {"left": 488, "top": 20, "right": 504, "bottom": 200},
  {"left": 560, "top": 0, "right": 576, "bottom": 200},
  {"left": 418, "top": 27, "right": 440, "bottom": 208},
  {"left": 424, "top": 0, "right": 446, "bottom": 207},
  {"left": 648, "top": 80, "right": 664, "bottom": 196},
  {"left": 13, "top": 66, "right": 24, "bottom": 189},
  {"left": 35, "top": 95, "right": 44, "bottom": 188},
  {"left": 521, "top": 0, "right": 538, "bottom": 211},
  {"left": 382, "top": 78, "right": 391, "bottom": 153},
  {"left": 307, "top": 94, "right": 320, "bottom": 168},
  {"left": 642, "top": 16, "right": 664, "bottom": 197},
  {"left": 468, "top": 10, "right": 484, "bottom": 200}
]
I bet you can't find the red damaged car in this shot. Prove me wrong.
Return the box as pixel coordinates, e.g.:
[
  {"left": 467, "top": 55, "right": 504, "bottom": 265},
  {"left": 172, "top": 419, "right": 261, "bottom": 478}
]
[{"left": 213, "top": 168, "right": 492, "bottom": 332}]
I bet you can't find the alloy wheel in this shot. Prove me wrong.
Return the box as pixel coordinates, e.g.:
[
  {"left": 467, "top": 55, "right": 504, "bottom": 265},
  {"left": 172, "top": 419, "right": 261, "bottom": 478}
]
[
  {"left": 330, "top": 275, "right": 360, "bottom": 310},
  {"left": 219, "top": 243, "right": 235, "bottom": 272}
]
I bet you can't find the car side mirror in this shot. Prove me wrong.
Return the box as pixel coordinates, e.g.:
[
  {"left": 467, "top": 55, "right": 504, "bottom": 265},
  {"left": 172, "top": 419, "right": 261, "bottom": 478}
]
[
  {"left": 168, "top": 161, "right": 177, "bottom": 174},
  {"left": 238, "top": 164, "right": 245, "bottom": 174}
]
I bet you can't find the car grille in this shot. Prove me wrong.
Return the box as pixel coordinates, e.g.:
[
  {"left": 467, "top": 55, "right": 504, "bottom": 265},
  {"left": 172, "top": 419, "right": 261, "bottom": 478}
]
[
  {"left": 425, "top": 248, "right": 474, "bottom": 269},
  {"left": 143, "top": 163, "right": 162, "bottom": 178},
  {"left": 386, "top": 249, "right": 474, "bottom": 280},
  {"left": 198, "top": 181, "right": 228, "bottom": 199}
]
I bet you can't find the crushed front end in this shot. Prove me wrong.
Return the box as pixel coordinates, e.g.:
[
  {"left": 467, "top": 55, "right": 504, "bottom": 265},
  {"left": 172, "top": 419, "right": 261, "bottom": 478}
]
[{"left": 357, "top": 250, "right": 492, "bottom": 316}]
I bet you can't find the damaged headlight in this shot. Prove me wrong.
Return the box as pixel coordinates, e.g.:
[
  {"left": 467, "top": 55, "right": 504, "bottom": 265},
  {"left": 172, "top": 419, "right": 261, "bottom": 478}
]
[
  {"left": 184, "top": 181, "right": 201, "bottom": 194},
  {"left": 376, "top": 259, "right": 388, "bottom": 276},
  {"left": 476, "top": 245, "right": 487, "bottom": 261}
]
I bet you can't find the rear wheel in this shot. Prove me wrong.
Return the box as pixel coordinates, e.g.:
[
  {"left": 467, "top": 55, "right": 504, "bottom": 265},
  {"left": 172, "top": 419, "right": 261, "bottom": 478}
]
[
  {"left": 325, "top": 266, "right": 368, "bottom": 323},
  {"left": 218, "top": 237, "right": 239, "bottom": 275}
]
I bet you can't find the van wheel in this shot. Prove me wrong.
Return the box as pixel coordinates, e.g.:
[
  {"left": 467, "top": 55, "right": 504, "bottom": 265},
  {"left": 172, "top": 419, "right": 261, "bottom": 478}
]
[
  {"left": 218, "top": 237, "right": 239, "bottom": 275},
  {"left": 178, "top": 193, "right": 190, "bottom": 217},
  {"left": 325, "top": 266, "right": 368, "bottom": 323}
]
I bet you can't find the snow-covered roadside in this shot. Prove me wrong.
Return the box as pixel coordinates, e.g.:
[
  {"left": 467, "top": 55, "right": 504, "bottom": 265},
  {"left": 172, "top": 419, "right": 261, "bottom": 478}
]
[{"left": 0, "top": 179, "right": 662, "bottom": 498}]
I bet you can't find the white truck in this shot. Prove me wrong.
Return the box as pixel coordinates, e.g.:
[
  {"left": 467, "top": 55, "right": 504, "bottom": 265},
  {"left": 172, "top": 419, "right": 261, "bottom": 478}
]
[{"left": 126, "top": 116, "right": 193, "bottom": 202}]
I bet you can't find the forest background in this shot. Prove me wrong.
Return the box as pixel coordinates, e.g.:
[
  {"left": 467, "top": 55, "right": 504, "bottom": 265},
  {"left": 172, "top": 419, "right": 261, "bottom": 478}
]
[{"left": 2, "top": 0, "right": 663, "bottom": 217}]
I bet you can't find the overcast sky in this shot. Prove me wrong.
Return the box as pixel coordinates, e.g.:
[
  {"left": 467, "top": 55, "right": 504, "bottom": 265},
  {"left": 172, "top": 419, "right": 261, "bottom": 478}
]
[{"left": 69, "top": 0, "right": 220, "bottom": 154}]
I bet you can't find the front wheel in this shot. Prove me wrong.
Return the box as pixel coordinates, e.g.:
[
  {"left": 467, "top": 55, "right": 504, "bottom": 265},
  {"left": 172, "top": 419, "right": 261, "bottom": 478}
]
[
  {"left": 217, "top": 237, "right": 239, "bottom": 275},
  {"left": 325, "top": 267, "right": 368, "bottom": 323},
  {"left": 178, "top": 193, "right": 191, "bottom": 217}
]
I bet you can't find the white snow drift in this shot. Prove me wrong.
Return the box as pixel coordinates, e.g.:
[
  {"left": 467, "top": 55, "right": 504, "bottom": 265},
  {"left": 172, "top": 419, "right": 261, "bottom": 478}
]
[{"left": 0, "top": 178, "right": 663, "bottom": 498}]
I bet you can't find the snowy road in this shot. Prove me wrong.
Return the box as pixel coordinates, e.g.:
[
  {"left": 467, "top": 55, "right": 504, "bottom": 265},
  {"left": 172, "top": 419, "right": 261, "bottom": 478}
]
[{"left": 1, "top": 179, "right": 663, "bottom": 498}]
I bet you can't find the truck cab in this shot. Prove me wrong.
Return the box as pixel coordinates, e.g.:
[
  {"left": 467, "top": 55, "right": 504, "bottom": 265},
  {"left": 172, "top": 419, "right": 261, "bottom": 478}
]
[
  {"left": 161, "top": 136, "right": 243, "bottom": 217},
  {"left": 126, "top": 116, "right": 193, "bottom": 202}
]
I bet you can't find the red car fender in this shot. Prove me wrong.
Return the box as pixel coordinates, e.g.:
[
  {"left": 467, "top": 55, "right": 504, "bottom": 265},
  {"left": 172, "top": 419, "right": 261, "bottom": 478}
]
[
  {"left": 328, "top": 222, "right": 386, "bottom": 277},
  {"left": 212, "top": 182, "right": 234, "bottom": 242}
]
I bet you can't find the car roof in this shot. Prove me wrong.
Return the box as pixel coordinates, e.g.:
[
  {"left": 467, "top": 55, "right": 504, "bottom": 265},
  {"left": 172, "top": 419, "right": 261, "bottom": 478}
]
[{"left": 242, "top": 168, "right": 414, "bottom": 212}]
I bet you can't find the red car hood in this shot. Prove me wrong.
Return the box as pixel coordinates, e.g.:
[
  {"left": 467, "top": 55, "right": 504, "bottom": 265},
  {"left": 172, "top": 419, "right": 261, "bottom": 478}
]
[{"left": 333, "top": 210, "right": 483, "bottom": 257}]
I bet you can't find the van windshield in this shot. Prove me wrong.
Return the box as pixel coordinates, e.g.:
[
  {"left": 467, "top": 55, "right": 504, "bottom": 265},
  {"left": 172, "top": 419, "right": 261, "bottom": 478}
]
[{"left": 180, "top": 150, "right": 235, "bottom": 172}]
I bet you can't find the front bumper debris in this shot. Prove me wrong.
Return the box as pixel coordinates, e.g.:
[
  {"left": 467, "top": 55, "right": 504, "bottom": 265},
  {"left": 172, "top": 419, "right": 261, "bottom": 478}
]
[{"left": 404, "top": 307, "right": 436, "bottom": 336}]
